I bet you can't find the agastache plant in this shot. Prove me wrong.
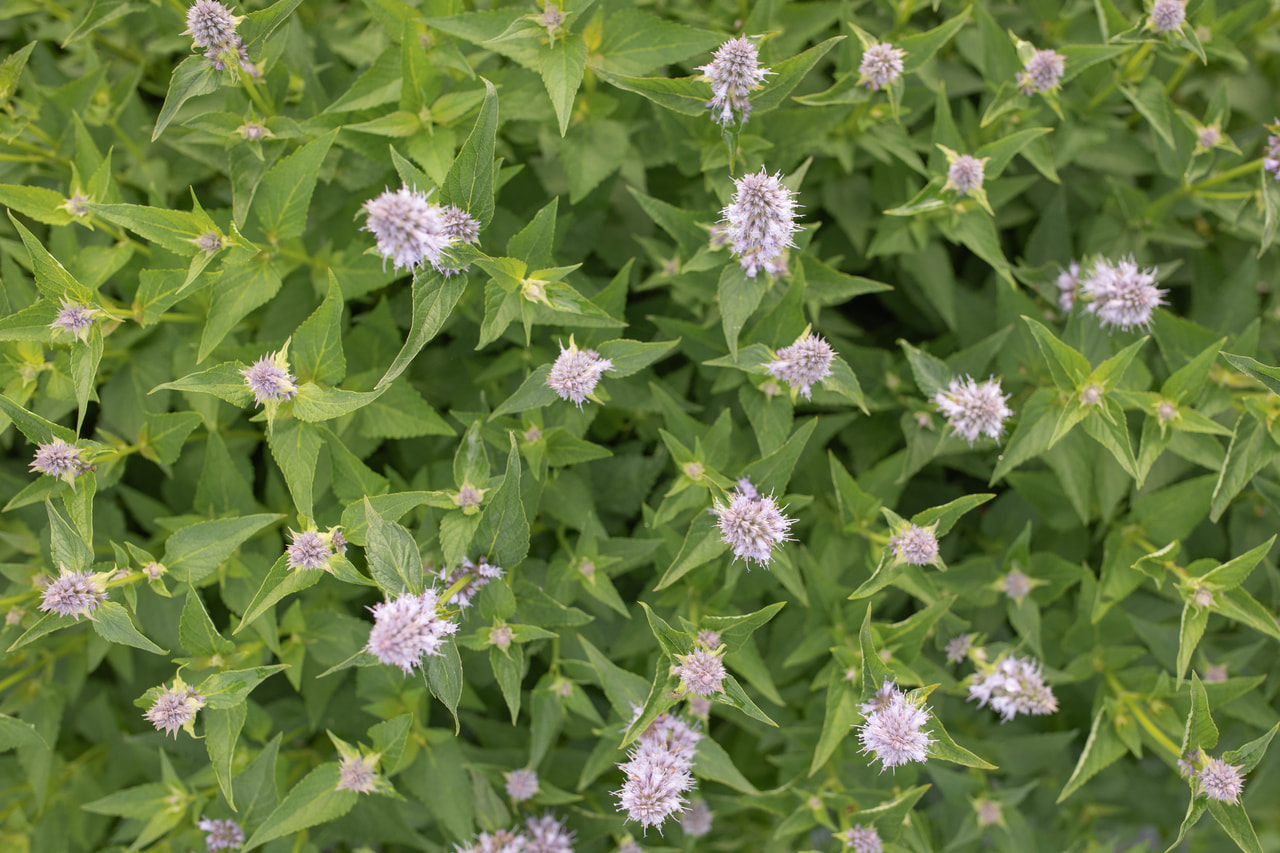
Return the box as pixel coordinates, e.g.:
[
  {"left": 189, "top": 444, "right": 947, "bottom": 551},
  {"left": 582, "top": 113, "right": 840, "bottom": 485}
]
[
  {"left": 697, "top": 36, "right": 772, "bottom": 125},
  {"left": 720, "top": 167, "right": 799, "bottom": 277}
]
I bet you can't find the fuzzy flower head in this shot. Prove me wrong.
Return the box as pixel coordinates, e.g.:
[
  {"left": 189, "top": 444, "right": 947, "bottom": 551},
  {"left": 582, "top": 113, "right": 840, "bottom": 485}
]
[
  {"left": 362, "top": 186, "right": 453, "bottom": 274},
  {"left": 1081, "top": 256, "right": 1166, "bottom": 332},
  {"left": 856, "top": 682, "right": 934, "bottom": 771},
  {"left": 681, "top": 799, "right": 712, "bottom": 838},
  {"left": 1017, "top": 49, "right": 1065, "bottom": 95},
  {"left": 673, "top": 648, "right": 727, "bottom": 697},
  {"left": 1197, "top": 125, "right": 1222, "bottom": 150},
  {"left": 858, "top": 43, "right": 905, "bottom": 91},
  {"left": 337, "top": 753, "right": 381, "bottom": 794},
  {"left": 697, "top": 36, "right": 773, "bottom": 125},
  {"left": 524, "top": 812, "right": 575, "bottom": 853},
  {"left": 39, "top": 568, "right": 107, "bottom": 620},
  {"left": 51, "top": 300, "right": 98, "bottom": 342},
  {"left": 934, "top": 375, "right": 1013, "bottom": 444},
  {"left": 197, "top": 817, "right": 245, "bottom": 852},
  {"left": 241, "top": 349, "right": 298, "bottom": 406},
  {"left": 968, "top": 654, "right": 1058, "bottom": 722},
  {"left": 505, "top": 767, "right": 539, "bottom": 802},
  {"left": 888, "top": 522, "right": 939, "bottom": 566},
  {"left": 286, "top": 529, "right": 333, "bottom": 572},
  {"left": 1196, "top": 757, "right": 1245, "bottom": 803},
  {"left": 457, "top": 829, "right": 528, "bottom": 853},
  {"left": 945, "top": 633, "right": 974, "bottom": 664},
  {"left": 546, "top": 338, "right": 614, "bottom": 407},
  {"left": 696, "top": 629, "right": 721, "bottom": 649},
  {"left": 764, "top": 332, "right": 835, "bottom": 399},
  {"left": 1002, "top": 568, "right": 1032, "bottom": 600},
  {"left": 975, "top": 798, "right": 1002, "bottom": 827},
  {"left": 615, "top": 712, "right": 701, "bottom": 833},
  {"left": 365, "top": 589, "right": 458, "bottom": 673},
  {"left": 1265, "top": 123, "right": 1280, "bottom": 180},
  {"left": 943, "top": 152, "right": 988, "bottom": 196},
  {"left": 185, "top": 1, "right": 241, "bottom": 49},
  {"left": 712, "top": 478, "right": 795, "bottom": 568},
  {"left": 1056, "top": 261, "right": 1081, "bottom": 312},
  {"left": 720, "top": 167, "right": 799, "bottom": 278},
  {"left": 237, "top": 121, "right": 268, "bottom": 141},
  {"left": 1150, "top": 0, "right": 1187, "bottom": 33},
  {"left": 840, "top": 825, "right": 883, "bottom": 853},
  {"left": 30, "top": 439, "right": 89, "bottom": 484},
  {"left": 144, "top": 680, "right": 206, "bottom": 737}
]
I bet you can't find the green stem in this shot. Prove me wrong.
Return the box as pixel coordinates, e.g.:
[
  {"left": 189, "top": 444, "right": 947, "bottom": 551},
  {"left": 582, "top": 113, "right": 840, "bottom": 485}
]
[{"left": 1106, "top": 672, "right": 1182, "bottom": 759}]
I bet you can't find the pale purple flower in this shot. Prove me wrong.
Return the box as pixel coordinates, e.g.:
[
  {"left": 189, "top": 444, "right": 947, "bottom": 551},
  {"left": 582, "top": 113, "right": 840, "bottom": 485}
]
[
  {"left": 857, "top": 682, "right": 933, "bottom": 771},
  {"left": 968, "top": 654, "right": 1058, "bottom": 722},
  {"left": 840, "top": 825, "right": 882, "bottom": 853},
  {"left": 524, "top": 812, "right": 575, "bottom": 853},
  {"left": 329, "top": 528, "right": 348, "bottom": 555},
  {"left": 534, "top": 3, "right": 565, "bottom": 38},
  {"left": 1203, "top": 664, "right": 1228, "bottom": 683},
  {"left": 365, "top": 589, "right": 458, "bottom": 673},
  {"left": 945, "top": 634, "right": 973, "bottom": 664},
  {"left": 240, "top": 352, "right": 298, "bottom": 405},
  {"left": 286, "top": 529, "right": 332, "bottom": 571},
  {"left": 945, "top": 155, "right": 987, "bottom": 196},
  {"left": 934, "top": 375, "right": 1013, "bottom": 444},
  {"left": 615, "top": 713, "right": 701, "bottom": 832},
  {"left": 688, "top": 694, "right": 712, "bottom": 717},
  {"left": 1002, "top": 569, "right": 1032, "bottom": 600},
  {"left": 1057, "top": 261, "right": 1081, "bottom": 312},
  {"left": 1178, "top": 748, "right": 1202, "bottom": 778},
  {"left": 859, "top": 682, "right": 899, "bottom": 716},
  {"left": 237, "top": 122, "right": 268, "bottom": 141},
  {"left": 696, "top": 629, "right": 721, "bottom": 649},
  {"left": 888, "top": 523, "right": 939, "bottom": 566},
  {"left": 505, "top": 767, "right": 539, "bottom": 802},
  {"left": 1156, "top": 399, "right": 1179, "bottom": 424},
  {"left": 5, "top": 608, "right": 22, "bottom": 626},
  {"left": 62, "top": 191, "right": 89, "bottom": 217},
  {"left": 1197, "top": 757, "right": 1245, "bottom": 803},
  {"left": 195, "top": 232, "right": 222, "bottom": 254},
  {"left": 197, "top": 817, "right": 245, "bottom": 852},
  {"left": 144, "top": 683, "right": 205, "bottom": 736},
  {"left": 441, "top": 205, "right": 481, "bottom": 244},
  {"left": 490, "top": 624, "right": 514, "bottom": 651},
  {"left": 185, "top": 1, "right": 239, "bottom": 50},
  {"left": 720, "top": 167, "right": 799, "bottom": 278},
  {"left": 975, "top": 798, "right": 1002, "bottom": 827},
  {"left": 859, "top": 43, "right": 905, "bottom": 91},
  {"left": 673, "top": 649, "right": 727, "bottom": 696},
  {"left": 1081, "top": 384, "right": 1104, "bottom": 406},
  {"left": 39, "top": 569, "right": 106, "bottom": 620},
  {"left": 546, "top": 340, "right": 613, "bottom": 407},
  {"left": 1081, "top": 256, "right": 1165, "bottom": 332},
  {"left": 363, "top": 186, "right": 453, "bottom": 273},
  {"left": 337, "top": 753, "right": 380, "bottom": 793},
  {"left": 1150, "top": 0, "right": 1186, "bottom": 34},
  {"left": 1017, "top": 49, "right": 1065, "bottom": 95},
  {"left": 1264, "top": 124, "right": 1280, "bottom": 180},
  {"left": 51, "top": 300, "right": 98, "bottom": 341},
  {"left": 30, "top": 439, "right": 87, "bottom": 481},
  {"left": 438, "top": 556, "right": 503, "bottom": 611},
  {"left": 457, "top": 829, "right": 528, "bottom": 853},
  {"left": 1197, "top": 125, "right": 1221, "bottom": 149},
  {"left": 697, "top": 37, "right": 772, "bottom": 125},
  {"left": 681, "top": 799, "right": 712, "bottom": 837},
  {"left": 764, "top": 333, "right": 836, "bottom": 398},
  {"left": 143, "top": 562, "right": 166, "bottom": 581},
  {"left": 712, "top": 478, "right": 795, "bottom": 568},
  {"left": 1192, "top": 586, "right": 1215, "bottom": 609}
]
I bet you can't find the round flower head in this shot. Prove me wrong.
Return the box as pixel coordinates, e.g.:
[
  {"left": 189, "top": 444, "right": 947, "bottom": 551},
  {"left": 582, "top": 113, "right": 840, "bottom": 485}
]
[
  {"left": 39, "top": 568, "right": 107, "bottom": 620},
  {"left": 286, "top": 529, "right": 332, "bottom": 571},
  {"left": 1017, "top": 49, "right": 1065, "bottom": 95},
  {"left": 30, "top": 439, "right": 88, "bottom": 482},
  {"left": 934, "top": 375, "right": 1013, "bottom": 444},
  {"left": 51, "top": 300, "right": 98, "bottom": 342},
  {"left": 337, "top": 753, "right": 380, "bottom": 793},
  {"left": 1197, "top": 125, "right": 1222, "bottom": 149},
  {"left": 441, "top": 205, "right": 481, "bottom": 244},
  {"left": 362, "top": 186, "right": 453, "bottom": 273},
  {"left": 1264, "top": 124, "right": 1280, "bottom": 180},
  {"left": 1081, "top": 256, "right": 1165, "bottom": 332},
  {"left": 720, "top": 167, "right": 799, "bottom": 278},
  {"left": 888, "top": 523, "right": 939, "bottom": 566},
  {"left": 945, "top": 633, "right": 973, "bottom": 664},
  {"left": 1002, "top": 568, "right": 1032, "bottom": 600},
  {"left": 681, "top": 799, "right": 712, "bottom": 838},
  {"left": 185, "top": 0, "right": 240, "bottom": 50},
  {"left": 856, "top": 682, "right": 934, "bottom": 771},
  {"left": 697, "top": 629, "right": 721, "bottom": 649},
  {"left": 1056, "top": 261, "right": 1081, "bottom": 312},
  {"left": 840, "top": 825, "right": 883, "bottom": 853},
  {"left": 194, "top": 231, "right": 223, "bottom": 254},
  {"left": 238, "top": 121, "right": 268, "bottom": 141},
  {"left": 1150, "top": 0, "right": 1186, "bottom": 33},
  {"left": 968, "top": 654, "right": 1058, "bottom": 721},
  {"left": 456, "top": 829, "right": 528, "bottom": 853},
  {"left": 615, "top": 712, "right": 701, "bottom": 833},
  {"left": 1197, "top": 757, "right": 1245, "bottom": 803},
  {"left": 505, "top": 767, "right": 539, "bottom": 802},
  {"left": 944, "top": 154, "right": 988, "bottom": 196},
  {"left": 546, "top": 339, "right": 614, "bottom": 407},
  {"left": 524, "top": 812, "right": 575, "bottom": 853},
  {"left": 197, "top": 817, "right": 245, "bottom": 852},
  {"left": 764, "top": 333, "right": 836, "bottom": 399},
  {"left": 858, "top": 43, "right": 905, "bottom": 91},
  {"left": 241, "top": 350, "right": 298, "bottom": 406},
  {"left": 365, "top": 589, "right": 458, "bottom": 673},
  {"left": 697, "top": 36, "right": 773, "bottom": 125},
  {"left": 712, "top": 478, "right": 795, "bottom": 568},
  {"left": 673, "top": 648, "right": 727, "bottom": 696},
  {"left": 144, "top": 682, "right": 206, "bottom": 737},
  {"left": 975, "top": 798, "right": 1002, "bottom": 827}
]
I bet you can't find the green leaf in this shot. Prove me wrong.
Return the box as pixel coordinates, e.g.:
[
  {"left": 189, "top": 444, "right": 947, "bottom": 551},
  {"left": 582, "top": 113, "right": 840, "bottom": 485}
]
[
  {"left": 540, "top": 34, "right": 587, "bottom": 136},
  {"left": 180, "top": 588, "right": 235, "bottom": 657},
  {"left": 594, "top": 69, "right": 709, "bottom": 116},
  {"left": 654, "top": 512, "right": 727, "bottom": 591},
  {"left": 740, "top": 417, "right": 817, "bottom": 495},
  {"left": 578, "top": 635, "right": 648, "bottom": 718},
  {"left": 1221, "top": 352, "right": 1280, "bottom": 397},
  {"left": 340, "top": 491, "right": 435, "bottom": 546},
  {"left": 692, "top": 734, "right": 759, "bottom": 794},
  {"left": 91, "top": 601, "right": 166, "bottom": 654},
  {"left": 491, "top": 365, "right": 560, "bottom": 418},
  {"left": 253, "top": 130, "right": 338, "bottom": 241},
  {"left": 198, "top": 259, "right": 284, "bottom": 361},
  {"left": 205, "top": 703, "right": 247, "bottom": 809},
  {"left": 364, "top": 499, "right": 423, "bottom": 596},
  {"left": 200, "top": 665, "right": 289, "bottom": 709},
  {"left": 267, "top": 418, "right": 323, "bottom": 517},
  {"left": 0, "top": 394, "right": 76, "bottom": 446},
  {"left": 0, "top": 714, "right": 48, "bottom": 753},
  {"left": 244, "top": 764, "right": 358, "bottom": 850},
  {"left": 235, "top": 554, "right": 323, "bottom": 634},
  {"left": 81, "top": 202, "right": 212, "bottom": 256},
  {"left": 138, "top": 411, "right": 203, "bottom": 466},
  {"left": 239, "top": 0, "right": 304, "bottom": 48},
  {"left": 427, "top": 642, "right": 464, "bottom": 732},
  {"left": 719, "top": 264, "right": 768, "bottom": 358},
  {"left": 0, "top": 185, "right": 74, "bottom": 227},
  {"left": 1023, "top": 316, "right": 1091, "bottom": 388},
  {"left": 9, "top": 212, "right": 94, "bottom": 302},
  {"left": 809, "top": 672, "right": 860, "bottom": 775},
  {"left": 899, "top": 8, "right": 971, "bottom": 73},
  {"left": 1210, "top": 413, "right": 1280, "bottom": 522},
  {"left": 927, "top": 713, "right": 997, "bottom": 769},
  {"left": 590, "top": 10, "right": 719, "bottom": 76},
  {"left": 0, "top": 41, "right": 35, "bottom": 109},
  {"left": 1175, "top": 604, "right": 1210, "bottom": 687},
  {"left": 1182, "top": 674, "right": 1219, "bottom": 753},
  {"left": 163, "top": 514, "right": 282, "bottom": 585},
  {"left": 153, "top": 55, "right": 221, "bottom": 141},
  {"left": 751, "top": 37, "right": 844, "bottom": 115},
  {"left": 152, "top": 361, "right": 254, "bottom": 407},
  {"left": 1121, "top": 79, "right": 1177, "bottom": 149},
  {"left": 1057, "top": 704, "right": 1129, "bottom": 802},
  {"left": 471, "top": 434, "right": 530, "bottom": 569},
  {"left": 377, "top": 272, "right": 467, "bottom": 389},
  {"left": 443, "top": 78, "right": 498, "bottom": 227},
  {"left": 292, "top": 272, "right": 346, "bottom": 386},
  {"left": 913, "top": 493, "right": 995, "bottom": 536},
  {"left": 490, "top": 643, "right": 524, "bottom": 723},
  {"left": 1201, "top": 537, "right": 1276, "bottom": 588},
  {"left": 1206, "top": 801, "right": 1265, "bottom": 853}
]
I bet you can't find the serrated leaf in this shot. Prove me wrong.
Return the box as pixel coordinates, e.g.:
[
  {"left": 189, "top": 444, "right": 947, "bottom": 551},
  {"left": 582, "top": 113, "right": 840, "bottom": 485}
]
[
  {"left": 253, "top": 130, "right": 337, "bottom": 241},
  {"left": 163, "top": 514, "right": 282, "bottom": 585},
  {"left": 243, "top": 764, "right": 357, "bottom": 850},
  {"left": 471, "top": 434, "right": 530, "bottom": 569}
]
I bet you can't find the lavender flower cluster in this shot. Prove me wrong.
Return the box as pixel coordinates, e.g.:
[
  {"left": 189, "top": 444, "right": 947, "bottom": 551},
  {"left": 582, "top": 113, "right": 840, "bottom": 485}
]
[
  {"left": 364, "top": 588, "right": 458, "bottom": 673},
  {"left": 614, "top": 712, "right": 703, "bottom": 832},
  {"left": 362, "top": 186, "right": 480, "bottom": 275},
  {"left": 184, "top": 0, "right": 255, "bottom": 74},
  {"left": 455, "top": 813, "right": 575, "bottom": 853}
]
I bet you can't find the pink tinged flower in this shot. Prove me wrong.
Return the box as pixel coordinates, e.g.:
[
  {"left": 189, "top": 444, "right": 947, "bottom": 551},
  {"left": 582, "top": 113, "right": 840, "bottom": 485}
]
[
  {"left": 441, "top": 205, "right": 481, "bottom": 244},
  {"left": 144, "top": 683, "right": 206, "bottom": 736},
  {"left": 1203, "top": 664, "right": 1228, "bottom": 683},
  {"left": 62, "top": 191, "right": 89, "bottom": 217},
  {"left": 1265, "top": 125, "right": 1280, "bottom": 180},
  {"left": 765, "top": 333, "right": 836, "bottom": 399},
  {"left": 143, "top": 562, "right": 166, "bottom": 581},
  {"left": 337, "top": 753, "right": 380, "bottom": 793},
  {"left": 888, "top": 523, "right": 939, "bottom": 566},
  {"left": 1016, "top": 49, "right": 1065, "bottom": 95},
  {"left": 945, "top": 633, "right": 973, "bottom": 664},
  {"left": 858, "top": 43, "right": 905, "bottom": 91},
  {"left": 491, "top": 624, "right": 514, "bottom": 651},
  {"left": 614, "top": 712, "right": 701, "bottom": 833},
  {"left": 286, "top": 529, "right": 332, "bottom": 571},
  {"left": 51, "top": 300, "right": 98, "bottom": 341},
  {"left": 1002, "top": 569, "right": 1032, "bottom": 599},
  {"left": 1057, "top": 261, "right": 1081, "bottom": 312},
  {"left": 1197, "top": 125, "right": 1222, "bottom": 149},
  {"left": 456, "top": 829, "right": 528, "bottom": 853},
  {"left": 240, "top": 352, "right": 298, "bottom": 406},
  {"left": 681, "top": 799, "right": 712, "bottom": 838},
  {"left": 840, "top": 825, "right": 883, "bottom": 853},
  {"left": 721, "top": 167, "right": 799, "bottom": 278},
  {"left": 546, "top": 341, "right": 614, "bottom": 407},
  {"left": 365, "top": 589, "right": 458, "bottom": 673},
  {"left": 673, "top": 649, "right": 727, "bottom": 696},
  {"left": 1150, "top": 0, "right": 1187, "bottom": 33},
  {"left": 5, "top": 608, "right": 22, "bottom": 626},
  {"left": 696, "top": 629, "right": 721, "bottom": 649},
  {"left": 1156, "top": 400, "right": 1179, "bottom": 424},
  {"left": 505, "top": 767, "right": 539, "bottom": 802},
  {"left": 534, "top": 3, "right": 565, "bottom": 39},
  {"left": 697, "top": 37, "right": 773, "bottom": 125},
  {"left": 712, "top": 479, "right": 795, "bottom": 568},
  {"left": 1192, "top": 586, "right": 1214, "bottom": 609},
  {"left": 1081, "top": 384, "right": 1104, "bottom": 406},
  {"left": 968, "top": 654, "right": 1058, "bottom": 721},
  {"left": 688, "top": 694, "right": 712, "bottom": 717},
  {"left": 524, "top": 812, "right": 575, "bottom": 853},
  {"left": 1178, "top": 748, "right": 1201, "bottom": 778},
  {"left": 1081, "top": 256, "right": 1166, "bottom": 332},
  {"left": 934, "top": 375, "right": 1013, "bottom": 444},
  {"left": 975, "top": 799, "right": 1002, "bottom": 827},
  {"left": 237, "top": 122, "right": 268, "bottom": 141},
  {"left": 362, "top": 186, "right": 453, "bottom": 273},
  {"left": 30, "top": 439, "right": 88, "bottom": 481},
  {"left": 195, "top": 232, "right": 222, "bottom": 254},
  {"left": 945, "top": 155, "right": 987, "bottom": 196},
  {"left": 856, "top": 683, "right": 934, "bottom": 771},
  {"left": 39, "top": 568, "right": 106, "bottom": 620},
  {"left": 185, "top": 0, "right": 239, "bottom": 49},
  {"left": 329, "top": 528, "right": 348, "bottom": 555},
  {"left": 1197, "top": 757, "right": 1245, "bottom": 803},
  {"left": 197, "top": 817, "right": 245, "bottom": 852}
]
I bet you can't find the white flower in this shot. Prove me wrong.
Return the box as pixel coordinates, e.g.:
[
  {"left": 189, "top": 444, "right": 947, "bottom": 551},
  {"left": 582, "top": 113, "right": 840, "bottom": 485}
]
[
  {"left": 365, "top": 589, "right": 458, "bottom": 673},
  {"left": 968, "top": 654, "right": 1058, "bottom": 722},
  {"left": 856, "top": 682, "right": 933, "bottom": 771},
  {"left": 524, "top": 812, "right": 575, "bottom": 853},
  {"left": 241, "top": 350, "right": 298, "bottom": 406},
  {"left": 840, "top": 825, "right": 883, "bottom": 853},
  {"left": 1150, "top": 0, "right": 1186, "bottom": 34},
  {"left": 546, "top": 339, "right": 613, "bottom": 407},
  {"left": 197, "top": 816, "right": 245, "bottom": 852},
  {"left": 934, "top": 375, "right": 1013, "bottom": 444},
  {"left": 1002, "top": 569, "right": 1031, "bottom": 600},
  {"left": 673, "top": 649, "right": 727, "bottom": 697},
  {"left": 362, "top": 186, "right": 453, "bottom": 273},
  {"left": 887, "top": 523, "right": 939, "bottom": 566},
  {"left": 858, "top": 43, "right": 905, "bottom": 91},
  {"left": 681, "top": 799, "right": 713, "bottom": 837},
  {"left": 614, "top": 713, "right": 702, "bottom": 832},
  {"left": 39, "top": 568, "right": 107, "bottom": 620},
  {"left": 337, "top": 753, "right": 380, "bottom": 794},
  {"left": 1196, "top": 757, "right": 1245, "bottom": 803},
  {"left": 720, "top": 167, "right": 799, "bottom": 278},
  {"left": 505, "top": 767, "right": 539, "bottom": 802},
  {"left": 1057, "top": 261, "right": 1080, "bottom": 312},
  {"left": 1081, "top": 256, "right": 1165, "bottom": 332},
  {"left": 697, "top": 37, "right": 772, "bottom": 125},
  {"left": 712, "top": 478, "right": 795, "bottom": 568},
  {"left": 1017, "top": 49, "right": 1065, "bottom": 95},
  {"left": 764, "top": 333, "right": 836, "bottom": 399},
  {"left": 944, "top": 154, "right": 988, "bottom": 196},
  {"left": 144, "top": 682, "right": 205, "bottom": 737}
]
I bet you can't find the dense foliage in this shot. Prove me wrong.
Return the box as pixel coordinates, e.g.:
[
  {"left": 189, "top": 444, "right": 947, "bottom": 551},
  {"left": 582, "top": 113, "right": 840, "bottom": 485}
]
[{"left": 2, "top": 0, "right": 1280, "bottom": 851}]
